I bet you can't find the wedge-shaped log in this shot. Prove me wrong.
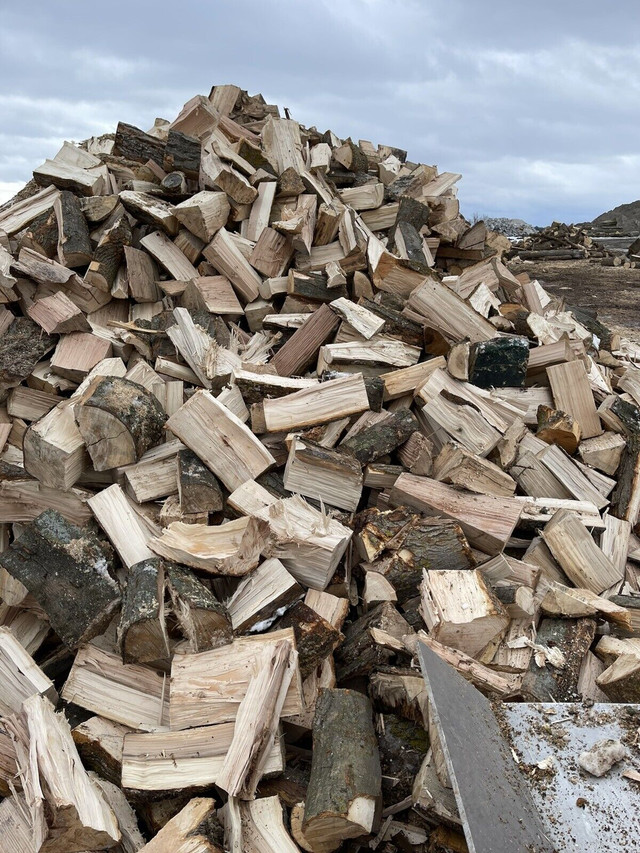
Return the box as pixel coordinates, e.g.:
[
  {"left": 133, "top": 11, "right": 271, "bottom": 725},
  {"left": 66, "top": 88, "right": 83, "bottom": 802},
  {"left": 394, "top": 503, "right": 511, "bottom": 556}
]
[
  {"left": 0, "top": 510, "right": 119, "bottom": 648},
  {"left": 117, "top": 558, "right": 169, "bottom": 666},
  {"left": 432, "top": 442, "right": 516, "bottom": 497},
  {"left": 23, "top": 404, "right": 86, "bottom": 490},
  {"left": 263, "top": 374, "right": 369, "bottom": 433},
  {"left": 221, "top": 796, "right": 300, "bottom": 853},
  {"left": 62, "top": 644, "right": 170, "bottom": 731},
  {"left": 596, "top": 654, "right": 640, "bottom": 702},
  {"left": 217, "top": 639, "right": 295, "bottom": 798},
  {"left": 72, "top": 716, "right": 130, "bottom": 787},
  {"left": 271, "top": 303, "right": 340, "bottom": 377},
  {"left": 27, "top": 291, "right": 91, "bottom": 335},
  {"left": 176, "top": 448, "right": 223, "bottom": 514},
  {"left": 203, "top": 227, "right": 262, "bottom": 303},
  {"left": 166, "top": 562, "right": 233, "bottom": 652},
  {"left": 174, "top": 190, "right": 230, "bottom": 241},
  {"left": 88, "top": 483, "right": 156, "bottom": 569},
  {"left": 166, "top": 389, "right": 276, "bottom": 491},
  {"left": 303, "top": 689, "right": 381, "bottom": 853},
  {"left": 149, "top": 516, "right": 268, "bottom": 575},
  {"left": 284, "top": 436, "right": 363, "bottom": 512},
  {"left": 407, "top": 278, "right": 497, "bottom": 344},
  {"left": 53, "top": 191, "right": 92, "bottom": 267},
  {"left": 76, "top": 376, "right": 166, "bottom": 471},
  {"left": 137, "top": 797, "right": 220, "bottom": 853},
  {"left": 2, "top": 695, "right": 120, "bottom": 853},
  {"left": 340, "top": 408, "right": 417, "bottom": 465},
  {"left": 420, "top": 569, "right": 509, "bottom": 658},
  {"left": 170, "top": 628, "right": 303, "bottom": 730},
  {"left": 226, "top": 557, "right": 302, "bottom": 632},
  {"left": 390, "top": 473, "right": 522, "bottom": 556},
  {"left": 541, "top": 508, "right": 622, "bottom": 594}
]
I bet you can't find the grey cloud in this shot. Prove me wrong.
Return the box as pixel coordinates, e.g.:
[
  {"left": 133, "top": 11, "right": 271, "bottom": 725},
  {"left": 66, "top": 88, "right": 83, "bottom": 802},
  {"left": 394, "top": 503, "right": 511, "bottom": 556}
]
[{"left": 1, "top": 0, "right": 638, "bottom": 224}]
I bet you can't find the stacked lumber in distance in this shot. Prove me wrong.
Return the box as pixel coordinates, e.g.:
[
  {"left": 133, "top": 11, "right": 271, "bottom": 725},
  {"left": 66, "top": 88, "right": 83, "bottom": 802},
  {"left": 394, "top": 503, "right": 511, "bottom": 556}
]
[{"left": 0, "top": 81, "right": 639, "bottom": 852}]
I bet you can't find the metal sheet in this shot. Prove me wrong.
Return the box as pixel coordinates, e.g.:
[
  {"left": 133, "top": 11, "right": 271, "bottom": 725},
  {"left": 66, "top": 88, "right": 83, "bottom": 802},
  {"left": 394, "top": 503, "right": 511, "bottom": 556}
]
[
  {"left": 503, "top": 702, "right": 640, "bottom": 853},
  {"left": 418, "top": 641, "right": 556, "bottom": 853}
]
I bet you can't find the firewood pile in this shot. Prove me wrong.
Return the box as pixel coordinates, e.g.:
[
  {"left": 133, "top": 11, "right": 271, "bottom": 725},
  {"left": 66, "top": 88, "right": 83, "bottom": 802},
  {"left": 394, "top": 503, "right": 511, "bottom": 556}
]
[
  {"left": 1, "top": 83, "right": 640, "bottom": 852},
  {"left": 508, "top": 221, "right": 629, "bottom": 265}
]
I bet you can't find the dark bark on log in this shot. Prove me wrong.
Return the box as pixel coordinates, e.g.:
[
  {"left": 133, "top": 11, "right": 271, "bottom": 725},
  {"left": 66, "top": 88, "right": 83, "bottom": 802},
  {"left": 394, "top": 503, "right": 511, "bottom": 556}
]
[
  {"left": 0, "top": 317, "right": 56, "bottom": 402},
  {"left": 516, "top": 249, "right": 585, "bottom": 260},
  {"left": 276, "top": 601, "right": 343, "bottom": 679},
  {"left": 166, "top": 562, "right": 233, "bottom": 652},
  {"left": 54, "top": 191, "right": 92, "bottom": 268},
  {"left": 163, "top": 131, "right": 201, "bottom": 180},
  {"left": 114, "top": 122, "right": 165, "bottom": 166},
  {"left": 340, "top": 409, "right": 418, "bottom": 464},
  {"left": 611, "top": 433, "right": 640, "bottom": 522},
  {"left": 469, "top": 336, "right": 529, "bottom": 389},
  {"left": 360, "top": 300, "right": 423, "bottom": 347},
  {"left": 76, "top": 376, "right": 167, "bottom": 471},
  {"left": 520, "top": 617, "right": 597, "bottom": 702},
  {"left": 177, "top": 449, "right": 224, "bottom": 514},
  {"left": 0, "top": 509, "right": 120, "bottom": 648},
  {"left": 85, "top": 213, "right": 132, "bottom": 292},
  {"left": 335, "top": 602, "right": 413, "bottom": 682},
  {"left": 303, "top": 688, "right": 381, "bottom": 853},
  {"left": 118, "top": 558, "right": 168, "bottom": 665},
  {"left": 288, "top": 270, "right": 347, "bottom": 303},
  {"left": 377, "top": 714, "right": 429, "bottom": 803}
]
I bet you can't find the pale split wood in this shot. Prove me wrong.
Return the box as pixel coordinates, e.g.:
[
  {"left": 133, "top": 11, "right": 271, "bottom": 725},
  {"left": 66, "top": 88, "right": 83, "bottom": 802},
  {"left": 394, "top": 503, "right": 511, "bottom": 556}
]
[
  {"left": 166, "top": 389, "right": 276, "bottom": 490},
  {"left": 61, "top": 644, "right": 170, "bottom": 731},
  {"left": 263, "top": 374, "right": 370, "bottom": 432},
  {"left": 542, "top": 508, "right": 622, "bottom": 594},
  {"left": 217, "top": 639, "right": 295, "bottom": 798},
  {"left": 546, "top": 360, "right": 602, "bottom": 439},
  {"left": 88, "top": 483, "right": 155, "bottom": 569},
  {"left": 169, "top": 629, "right": 303, "bottom": 730}
]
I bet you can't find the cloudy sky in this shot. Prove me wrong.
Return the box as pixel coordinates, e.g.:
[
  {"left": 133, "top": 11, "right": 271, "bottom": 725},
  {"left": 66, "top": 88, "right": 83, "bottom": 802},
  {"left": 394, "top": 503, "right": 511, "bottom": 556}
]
[{"left": 1, "top": 0, "right": 637, "bottom": 225}]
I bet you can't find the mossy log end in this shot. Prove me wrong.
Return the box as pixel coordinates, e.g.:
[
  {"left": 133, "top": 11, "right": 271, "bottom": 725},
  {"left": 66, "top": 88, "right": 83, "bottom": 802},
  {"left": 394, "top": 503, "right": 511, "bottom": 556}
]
[{"left": 0, "top": 509, "right": 120, "bottom": 648}]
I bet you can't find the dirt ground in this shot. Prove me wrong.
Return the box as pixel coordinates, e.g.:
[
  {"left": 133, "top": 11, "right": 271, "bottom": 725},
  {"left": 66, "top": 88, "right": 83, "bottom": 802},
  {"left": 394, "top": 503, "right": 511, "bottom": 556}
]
[{"left": 509, "top": 259, "right": 640, "bottom": 343}]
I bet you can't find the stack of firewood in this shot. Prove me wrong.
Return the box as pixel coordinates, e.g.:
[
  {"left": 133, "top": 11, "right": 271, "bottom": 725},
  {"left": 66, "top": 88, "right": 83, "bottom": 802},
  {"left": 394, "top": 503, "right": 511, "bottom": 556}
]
[
  {"left": 508, "top": 221, "right": 622, "bottom": 264},
  {"left": 1, "top": 83, "right": 640, "bottom": 853}
]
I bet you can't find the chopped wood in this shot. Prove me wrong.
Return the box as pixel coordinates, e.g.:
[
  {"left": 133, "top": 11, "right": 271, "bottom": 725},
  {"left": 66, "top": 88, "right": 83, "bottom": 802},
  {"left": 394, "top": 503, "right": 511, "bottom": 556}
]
[
  {"left": 166, "top": 389, "right": 276, "bottom": 490},
  {"left": 170, "top": 629, "right": 303, "bottom": 730},
  {"left": 62, "top": 644, "right": 170, "bottom": 730},
  {"left": 547, "top": 360, "right": 602, "bottom": 439},
  {"left": 303, "top": 689, "right": 381, "bottom": 853},
  {"left": 3, "top": 81, "right": 640, "bottom": 848},
  {"left": 149, "top": 515, "right": 268, "bottom": 575},
  {"left": 76, "top": 376, "right": 166, "bottom": 470},
  {"left": 284, "top": 436, "right": 363, "bottom": 511},
  {"left": 263, "top": 374, "right": 370, "bottom": 432},
  {"left": 390, "top": 473, "right": 522, "bottom": 555},
  {"left": 0, "top": 509, "right": 119, "bottom": 648},
  {"left": 542, "top": 508, "right": 622, "bottom": 593}
]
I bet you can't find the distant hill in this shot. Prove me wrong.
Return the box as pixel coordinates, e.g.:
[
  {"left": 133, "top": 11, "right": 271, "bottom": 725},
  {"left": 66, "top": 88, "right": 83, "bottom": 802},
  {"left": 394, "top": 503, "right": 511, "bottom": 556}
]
[{"left": 589, "top": 201, "right": 640, "bottom": 234}]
